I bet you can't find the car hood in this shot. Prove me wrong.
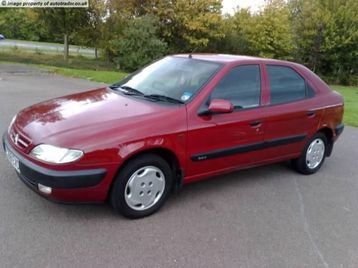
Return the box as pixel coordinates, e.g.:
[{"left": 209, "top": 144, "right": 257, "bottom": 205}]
[{"left": 14, "top": 87, "right": 180, "bottom": 149}]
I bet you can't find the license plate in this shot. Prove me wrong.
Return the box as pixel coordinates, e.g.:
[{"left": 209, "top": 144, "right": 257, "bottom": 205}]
[{"left": 5, "top": 147, "right": 20, "bottom": 173}]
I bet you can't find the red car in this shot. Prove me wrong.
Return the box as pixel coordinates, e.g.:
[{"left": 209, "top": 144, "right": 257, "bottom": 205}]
[{"left": 3, "top": 54, "right": 344, "bottom": 218}]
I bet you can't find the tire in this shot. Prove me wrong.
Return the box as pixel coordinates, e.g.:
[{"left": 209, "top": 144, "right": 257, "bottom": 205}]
[
  {"left": 110, "top": 154, "right": 173, "bottom": 219},
  {"left": 292, "top": 133, "right": 327, "bottom": 175}
]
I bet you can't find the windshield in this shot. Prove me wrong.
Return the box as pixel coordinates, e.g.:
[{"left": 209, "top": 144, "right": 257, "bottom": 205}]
[{"left": 112, "top": 56, "right": 222, "bottom": 103}]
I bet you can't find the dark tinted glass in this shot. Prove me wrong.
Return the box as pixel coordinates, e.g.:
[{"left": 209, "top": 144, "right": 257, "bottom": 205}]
[
  {"left": 211, "top": 65, "right": 261, "bottom": 108},
  {"left": 267, "top": 65, "right": 306, "bottom": 104},
  {"left": 306, "top": 83, "right": 316, "bottom": 98}
]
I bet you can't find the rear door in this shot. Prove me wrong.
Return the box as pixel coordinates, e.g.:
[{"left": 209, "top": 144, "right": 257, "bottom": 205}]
[{"left": 259, "top": 64, "right": 321, "bottom": 161}]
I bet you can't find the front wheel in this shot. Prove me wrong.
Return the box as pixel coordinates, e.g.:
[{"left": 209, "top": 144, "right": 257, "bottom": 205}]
[
  {"left": 292, "top": 133, "right": 327, "bottom": 175},
  {"left": 110, "top": 154, "right": 173, "bottom": 219}
]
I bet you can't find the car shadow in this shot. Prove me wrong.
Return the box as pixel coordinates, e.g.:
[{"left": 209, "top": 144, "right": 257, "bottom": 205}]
[
  {"left": 15, "top": 162, "right": 293, "bottom": 221},
  {"left": 167, "top": 161, "right": 293, "bottom": 203},
  {"left": 25, "top": 161, "right": 294, "bottom": 220}
]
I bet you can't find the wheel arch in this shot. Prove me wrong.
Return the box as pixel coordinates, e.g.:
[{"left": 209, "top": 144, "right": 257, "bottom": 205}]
[
  {"left": 317, "top": 127, "right": 334, "bottom": 156},
  {"left": 108, "top": 147, "right": 184, "bottom": 200}
]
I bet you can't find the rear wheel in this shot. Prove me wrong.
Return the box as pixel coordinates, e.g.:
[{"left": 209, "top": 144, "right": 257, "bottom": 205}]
[
  {"left": 110, "top": 154, "right": 173, "bottom": 219},
  {"left": 292, "top": 133, "right": 327, "bottom": 174}
]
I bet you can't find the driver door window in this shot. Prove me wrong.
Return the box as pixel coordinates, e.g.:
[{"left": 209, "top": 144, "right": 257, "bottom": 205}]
[{"left": 211, "top": 65, "right": 261, "bottom": 109}]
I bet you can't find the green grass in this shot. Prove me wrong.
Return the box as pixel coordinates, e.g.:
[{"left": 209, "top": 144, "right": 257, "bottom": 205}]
[
  {"left": 0, "top": 50, "right": 116, "bottom": 71},
  {"left": 0, "top": 49, "right": 127, "bottom": 84},
  {"left": 331, "top": 85, "right": 358, "bottom": 127},
  {"left": 41, "top": 65, "right": 127, "bottom": 84}
]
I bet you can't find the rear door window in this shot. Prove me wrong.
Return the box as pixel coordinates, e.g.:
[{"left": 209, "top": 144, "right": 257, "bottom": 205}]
[{"left": 267, "top": 65, "right": 306, "bottom": 105}]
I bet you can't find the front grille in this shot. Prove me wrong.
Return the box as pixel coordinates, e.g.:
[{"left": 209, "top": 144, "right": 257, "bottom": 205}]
[{"left": 10, "top": 127, "right": 32, "bottom": 150}]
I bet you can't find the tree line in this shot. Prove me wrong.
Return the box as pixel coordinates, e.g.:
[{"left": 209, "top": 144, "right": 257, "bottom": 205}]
[{"left": 0, "top": 0, "right": 357, "bottom": 85}]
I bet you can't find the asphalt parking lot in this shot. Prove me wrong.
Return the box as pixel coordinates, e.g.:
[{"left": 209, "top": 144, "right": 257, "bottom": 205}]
[{"left": 1, "top": 63, "right": 358, "bottom": 268}]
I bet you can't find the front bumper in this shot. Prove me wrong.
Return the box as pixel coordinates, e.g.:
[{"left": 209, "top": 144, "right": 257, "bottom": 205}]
[{"left": 2, "top": 133, "right": 107, "bottom": 198}]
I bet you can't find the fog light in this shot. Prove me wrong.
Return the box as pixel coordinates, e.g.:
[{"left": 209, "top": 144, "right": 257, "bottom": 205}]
[{"left": 38, "top": 184, "right": 52, "bottom": 195}]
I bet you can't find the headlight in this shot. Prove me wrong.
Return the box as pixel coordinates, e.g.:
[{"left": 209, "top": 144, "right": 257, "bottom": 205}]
[
  {"left": 30, "top": 144, "right": 84, "bottom": 164},
  {"left": 8, "top": 114, "right": 17, "bottom": 133}
]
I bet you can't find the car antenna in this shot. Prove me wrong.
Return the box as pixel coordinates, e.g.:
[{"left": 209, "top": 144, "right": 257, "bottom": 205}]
[{"left": 189, "top": 47, "right": 198, "bottom": 58}]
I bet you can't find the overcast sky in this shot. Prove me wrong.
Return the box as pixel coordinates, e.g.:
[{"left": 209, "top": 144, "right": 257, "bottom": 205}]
[{"left": 222, "top": 0, "right": 266, "bottom": 14}]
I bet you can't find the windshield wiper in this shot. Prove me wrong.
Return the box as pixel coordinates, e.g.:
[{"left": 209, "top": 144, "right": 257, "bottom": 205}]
[
  {"left": 110, "top": 86, "right": 183, "bottom": 104},
  {"left": 110, "top": 85, "right": 144, "bottom": 96},
  {"left": 144, "top": 94, "right": 184, "bottom": 104}
]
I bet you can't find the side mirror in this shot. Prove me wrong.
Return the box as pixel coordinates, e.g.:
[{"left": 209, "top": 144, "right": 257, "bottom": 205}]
[{"left": 208, "top": 99, "right": 234, "bottom": 114}]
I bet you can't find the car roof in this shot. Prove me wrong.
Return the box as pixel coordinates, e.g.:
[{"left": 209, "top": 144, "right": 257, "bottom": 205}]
[{"left": 173, "top": 53, "right": 292, "bottom": 65}]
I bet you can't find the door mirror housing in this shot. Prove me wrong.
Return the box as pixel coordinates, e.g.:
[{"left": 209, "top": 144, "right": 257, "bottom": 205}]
[{"left": 208, "top": 99, "right": 234, "bottom": 114}]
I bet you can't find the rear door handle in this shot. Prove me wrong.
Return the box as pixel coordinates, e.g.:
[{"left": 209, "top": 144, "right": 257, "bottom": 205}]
[
  {"left": 249, "top": 120, "right": 262, "bottom": 127},
  {"left": 307, "top": 111, "right": 316, "bottom": 117}
]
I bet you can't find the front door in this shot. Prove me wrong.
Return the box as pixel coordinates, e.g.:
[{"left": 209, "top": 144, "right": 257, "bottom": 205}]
[{"left": 185, "top": 64, "right": 265, "bottom": 182}]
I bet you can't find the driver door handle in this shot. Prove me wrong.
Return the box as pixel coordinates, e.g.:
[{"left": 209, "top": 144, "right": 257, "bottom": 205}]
[
  {"left": 249, "top": 120, "right": 262, "bottom": 127},
  {"left": 307, "top": 111, "right": 316, "bottom": 117}
]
